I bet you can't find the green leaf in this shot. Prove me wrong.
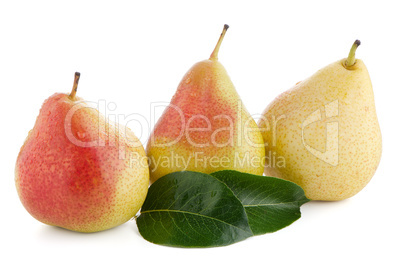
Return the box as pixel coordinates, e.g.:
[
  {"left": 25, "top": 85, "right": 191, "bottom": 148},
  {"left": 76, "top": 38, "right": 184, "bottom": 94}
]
[
  {"left": 136, "top": 171, "right": 253, "bottom": 248},
  {"left": 211, "top": 170, "right": 309, "bottom": 235}
]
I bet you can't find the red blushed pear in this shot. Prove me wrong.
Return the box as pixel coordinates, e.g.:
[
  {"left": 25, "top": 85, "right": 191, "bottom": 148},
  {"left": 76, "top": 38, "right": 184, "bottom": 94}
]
[
  {"left": 15, "top": 73, "right": 149, "bottom": 233},
  {"left": 146, "top": 25, "right": 265, "bottom": 183}
]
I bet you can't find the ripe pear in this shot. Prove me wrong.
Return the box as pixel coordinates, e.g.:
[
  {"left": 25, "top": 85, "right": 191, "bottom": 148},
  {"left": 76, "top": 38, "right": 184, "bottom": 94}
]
[
  {"left": 258, "top": 40, "right": 382, "bottom": 201},
  {"left": 15, "top": 73, "right": 149, "bottom": 232},
  {"left": 147, "top": 25, "right": 265, "bottom": 182}
]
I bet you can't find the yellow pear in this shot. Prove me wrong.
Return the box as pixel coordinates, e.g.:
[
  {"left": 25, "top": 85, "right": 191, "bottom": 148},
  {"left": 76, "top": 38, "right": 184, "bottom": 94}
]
[
  {"left": 147, "top": 25, "right": 265, "bottom": 182},
  {"left": 258, "top": 40, "right": 382, "bottom": 201}
]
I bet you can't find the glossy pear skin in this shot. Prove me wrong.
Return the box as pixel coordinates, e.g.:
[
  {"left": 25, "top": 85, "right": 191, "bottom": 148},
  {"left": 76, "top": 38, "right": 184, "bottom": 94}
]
[
  {"left": 147, "top": 59, "right": 265, "bottom": 182},
  {"left": 258, "top": 59, "right": 381, "bottom": 201},
  {"left": 15, "top": 93, "right": 149, "bottom": 232}
]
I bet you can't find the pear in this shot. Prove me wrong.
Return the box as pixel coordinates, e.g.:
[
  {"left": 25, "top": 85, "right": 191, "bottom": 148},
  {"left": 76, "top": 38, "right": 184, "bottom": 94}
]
[
  {"left": 258, "top": 40, "right": 382, "bottom": 201},
  {"left": 15, "top": 73, "right": 149, "bottom": 232},
  {"left": 147, "top": 25, "right": 265, "bottom": 182}
]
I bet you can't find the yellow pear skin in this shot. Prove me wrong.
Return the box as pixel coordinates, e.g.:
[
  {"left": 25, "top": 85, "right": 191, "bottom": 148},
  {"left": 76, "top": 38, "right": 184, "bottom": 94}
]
[
  {"left": 258, "top": 41, "right": 381, "bottom": 201},
  {"left": 147, "top": 25, "right": 265, "bottom": 183}
]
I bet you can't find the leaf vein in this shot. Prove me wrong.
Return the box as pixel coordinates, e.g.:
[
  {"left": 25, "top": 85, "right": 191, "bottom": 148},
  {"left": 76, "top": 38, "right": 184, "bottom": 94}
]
[{"left": 141, "top": 209, "right": 250, "bottom": 234}]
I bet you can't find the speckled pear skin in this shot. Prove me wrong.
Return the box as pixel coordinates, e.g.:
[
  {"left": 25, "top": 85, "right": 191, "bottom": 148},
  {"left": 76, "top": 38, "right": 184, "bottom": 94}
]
[
  {"left": 258, "top": 59, "right": 381, "bottom": 201},
  {"left": 147, "top": 59, "right": 265, "bottom": 183},
  {"left": 15, "top": 92, "right": 149, "bottom": 232}
]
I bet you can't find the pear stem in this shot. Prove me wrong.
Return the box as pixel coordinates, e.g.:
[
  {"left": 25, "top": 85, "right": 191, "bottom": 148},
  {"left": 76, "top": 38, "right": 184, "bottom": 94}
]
[
  {"left": 345, "top": 40, "right": 361, "bottom": 67},
  {"left": 69, "top": 72, "right": 81, "bottom": 100},
  {"left": 209, "top": 24, "right": 229, "bottom": 60}
]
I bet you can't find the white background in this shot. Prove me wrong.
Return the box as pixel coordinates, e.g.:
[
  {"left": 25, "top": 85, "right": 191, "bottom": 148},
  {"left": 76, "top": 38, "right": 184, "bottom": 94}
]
[{"left": 1, "top": 0, "right": 401, "bottom": 265}]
